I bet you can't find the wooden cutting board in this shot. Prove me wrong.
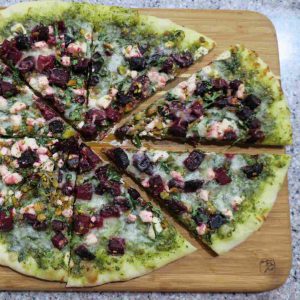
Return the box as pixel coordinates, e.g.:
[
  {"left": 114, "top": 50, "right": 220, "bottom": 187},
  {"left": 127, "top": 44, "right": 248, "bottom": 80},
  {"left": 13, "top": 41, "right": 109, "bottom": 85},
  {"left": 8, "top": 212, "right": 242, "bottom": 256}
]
[{"left": 0, "top": 9, "right": 291, "bottom": 292}]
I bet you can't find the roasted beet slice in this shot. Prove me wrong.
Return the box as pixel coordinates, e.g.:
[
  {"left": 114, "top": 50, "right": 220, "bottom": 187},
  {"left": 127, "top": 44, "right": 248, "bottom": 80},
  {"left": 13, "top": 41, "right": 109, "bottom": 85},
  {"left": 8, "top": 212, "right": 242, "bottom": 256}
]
[
  {"left": 95, "top": 165, "right": 108, "bottom": 181},
  {"left": 80, "top": 124, "right": 98, "bottom": 141},
  {"left": 80, "top": 145, "right": 101, "bottom": 167},
  {"left": 23, "top": 213, "right": 37, "bottom": 225},
  {"left": 37, "top": 55, "right": 55, "bottom": 72},
  {"left": 18, "top": 56, "right": 35, "bottom": 73},
  {"left": 31, "top": 24, "right": 49, "bottom": 42},
  {"left": 242, "top": 163, "right": 264, "bottom": 179},
  {"left": 73, "top": 58, "right": 90, "bottom": 74},
  {"left": 51, "top": 220, "right": 66, "bottom": 232},
  {"left": 133, "top": 153, "right": 153, "bottom": 175},
  {"left": 107, "top": 237, "right": 125, "bottom": 256},
  {"left": 223, "top": 130, "right": 238, "bottom": 141},
  {"left": 168, "top": 119, "right": 187, "bottom": 138},
  {"left": 74, "top": 95, "right": 86, "bottom": 105},
  {"left": 35, "top": 100, "right": 57, "bottom": 120},
  {"left": 236, "top": 107, "right": 253, "bottom": 121},
  {"left": 160, "top": 56, "right": 175, "bottom": 74},
  {"left": 100, "top": 205, "right": 120, "bottom": 219},
  {"left": 113, "top": 197, "right": 131, "bottom": 212},
  {"left": 128, "top": 187, "right": 140, "bottom": 200},
  {"left": 190, "top": 101, "right": 204, "bottom": 117},
  {"left": 106, "top": 107, "right": 121, "bottom": 122},
  {"left": 49, "top": 68, "right": 70, "bottom": 88},
  {"left": 0, "top": 80, "right": 18, "bottom": 98},
  {"left": 0, "top": 209, "right": 13, "bottom": 231},
  {"left": 171, "top": 51, "right": 193, "bottom": 68},
  {"left": 184, "top": 151, "right": 205, "bottom": 171},
  {"left": 168, "top": 178, "right": 184, "bottom": 189},
  {"left": 115, "top": 125, "right": 130, "bottom": 140},
  {"left": 75, "top": 245, "right": 95, "bottom": 260},
  {"left": 0, "top": 40, "right": 22, "bottom": 64},
  {"left": 128, "top": 57, "right": 146, "bottom": 71},
  {"left": 165, "top": 199, "right": 187, "bottom": 214},
  {"left": 51, "top": 232, "right": 68, "bottom": 250},
  {"left": 85, "top": 108, "right": 106, "bottom": 126},
  {"left": 79, "top": 157, "right": 93, "bottom": 174},
  {"left": 90, "top": 214, "right": 103, "bottom": 228},
  {"left": 214, "top": 168, "right": 232, "bottom": 185},
  {"left": 229, "top": 79, "right": 242, "bottom": 91},
  {"left": 75, "top": 183, "right": 93, "bottom": 200},
  {"left": 49, "top": 119, "right": 64, "bottom": 133},
  {"left": 243, "top": 94, "right": 261, "bottom": 110},
  {"left": 74, "top": 214, "right": 90, "bottom": 235},
  {"left": 108, "top": 148, "right": 129, "bottom": 170},
  {"left": 129, "top": 75, "right": 150, "bottom": 99},
  {"left": 194, "top": 80, "right": 211, "bottom": 96},
  {"left": 149, "top": 175, "right": 165, "bottom": 196},
  {"left": 247, "top": 117, "right": 261, "bottom": 129},
  {"left": 15, "top": 34, "right": 31, "bottom": 50},
  {"left": 116, "top": 92, "right": 132, "bottom": 107},
  {"left": 18, "top": 149, "right": 38, "bottom": 168},
  {"left": 62, "top": 181, "right": 74, "bottom": 196},
  {"left": 212, "top": 78, "right": 228, "bottom": 91},
  {"left": 66, "top": 154, "right": 80, "bottom": 171},
  {"left": 32, "top": 220, "right": 48, "bottom": 231},
  {"left": 91, "top": 51, "right": 104, "bottom": 73},
  {"left": 208, "top": 213, "right": 227, "bottom": 230},
  {"left": 184, "top": 180, "right": 203, "bottom": 192}
]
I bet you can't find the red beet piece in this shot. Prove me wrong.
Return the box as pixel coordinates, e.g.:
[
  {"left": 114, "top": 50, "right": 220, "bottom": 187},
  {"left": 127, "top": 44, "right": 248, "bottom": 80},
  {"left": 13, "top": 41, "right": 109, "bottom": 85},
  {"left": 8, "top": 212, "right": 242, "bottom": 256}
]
[
  {"left": 214, "top": 168, "right": 232, "bottom": 185},
  {"left": 51, "top": 232, "right": 68, "bottom": 250},
  {"left": 107, "top": 237, "right": 125, "bottom": 256},
  {"left": 75, "top": 183, "right": 93, "bottom": 200},
  {"left": 0, "top": 209, "right": 13, "bottom": 231}
]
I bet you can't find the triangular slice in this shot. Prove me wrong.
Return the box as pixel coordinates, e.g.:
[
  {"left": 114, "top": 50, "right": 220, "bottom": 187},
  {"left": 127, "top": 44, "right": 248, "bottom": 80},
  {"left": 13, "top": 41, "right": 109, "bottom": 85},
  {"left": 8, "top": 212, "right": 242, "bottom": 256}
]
[
  {"left": 116, "top": 45, "right": 292, "bottom": 146},
  {"left": 0, "top": 137, "right": 78, "bottom": 281},
  {"left": 107, "top": 147, "right": 290, "bottom": 254},
  {"left": 67, "top": 143, "right": 195, "bottom": 287},
  {"left": 0, "top": 61, "right": 76, "bottom": 138},
  {"left": 86, "top": 7, "right": 215, "bottom": 140}
]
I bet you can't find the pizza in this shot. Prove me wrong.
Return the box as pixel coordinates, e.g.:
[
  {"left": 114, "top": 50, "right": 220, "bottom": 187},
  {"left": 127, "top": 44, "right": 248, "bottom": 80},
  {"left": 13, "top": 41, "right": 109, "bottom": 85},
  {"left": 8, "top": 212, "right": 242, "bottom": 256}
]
[
  {"left": 68, "top": 143, "right": 195, "bottom": 287},
  {"left": 116, "top": 45, "right": 292, "bottom": 146},
  {"left": 0, "top": 0, "right": 292, "bottom": 289},
  {"left": 106, "top": 147, "right": 290, "bottom": 254},
  {"left": 0, "top": 61, "right": 76, "bottom": 138},
  {"left": 0, "top": 1, "right": 215, "bottom": 141}
]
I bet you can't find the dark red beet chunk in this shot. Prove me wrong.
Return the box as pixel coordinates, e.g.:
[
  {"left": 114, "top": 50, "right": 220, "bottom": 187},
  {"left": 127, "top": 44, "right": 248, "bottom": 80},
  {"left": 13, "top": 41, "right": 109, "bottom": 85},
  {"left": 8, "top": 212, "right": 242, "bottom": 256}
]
[
  {"left": 128, "top": 57, "right": 146, "bottom": 71},
  {"left": 106, "top": 107, "right": 121, "bottom": 122},
  {"left": 243, "top": 94, "right": 261, "bottom": 110},
  {"left": 79, "top": 157, "right": 93, "bottom": 174},
  {"left": 171, "top": 51, "right": 193, "bottom": 68},
  {"left": 194, "top": 80, "right": 210, "bottom": 96},
  {"left": 90, "top": 214, "right": 103, "bottom": 228},
  {"left": 18, "top": 56, "right": 35, "bottom": 73},
  {"left": 74, "top": 95, "right": 86, "bottom": 105},
  {"left": 108, "top": 148, "right": 129, "bottom": 170},
  {"left": 31, "top": 24, "right": 49, "bottom": 42},
  {"left": 32, "top": 220, "right": 48, "bottom": 231},
  {"left": 229, "top": 79, "right": 242, "bottom": 91},
  {"left": 35, "top": 100, "right": 57, "bottom": 120},
  {"left": 51, "top": 220, "right": 66, "bottom": 232},
  {"left": 193, "top": 208, "right": 209, "bottom": 225},
  {"left": 23, "top": 213, "right": 37, "bottom": 225},
  {"left": 0, "top": 80, "right": 18, "bottom": 98},
  {"left": 128, "top": 187, "right": 141, "bottom": 200},
  {"left": 49, "top": 68, "right": 70, "bottom": 88},
  {"left": 89, "top": 75, "right": 99, "bottom": 87},
  {"left": 0, "top": 209, "right": 13, "bottom": 231},
  {"left": 108, "top": 237, "right": 125, "bottom": 256},
  {"left": 133, "top": 153, "right": 153, "bottom": 175},
  {"left": 223, "top": 130, "right": 238, "bottom": 141},
  {"left": 115, "top": 125, "right": 130, "bottom": 140},
  {"left": 184, "top": 180, "right": 204, "bottom": 192},
  {"left": 116, "top": 92, "right": 132, "bottom": 107},
  {"left": 95, "top": 165, "right": 108, "bottom": 181},
  {"left": 80, "top": 145, "right": 101, "bottom": 167},
  {"left": 66, "top": 154, "right": 79, "bottom": 171},
  {"left": 212, "top": 78, "right": 228, "bottom": 91},
  {"left": 75, "top": 245, "right": 95, "bottom": 260},
  {"left": 184, "top": 150, "right": 205, "bottom": 171},
  {"left": 208, "top": 213, "right": 227, "bottom": 230},
  {"left": 214, "top": 168, "right": 232, "bottom": 185},
  {"left": 74, "top": 214, "right": 90, "bottom": 235},
  {"left": 168, "top": 119, "right": 187, "bottom": 138},
  {"left": 160, "top": 56, "right": 175, "bottom": 74},
  {"left": 73, "top": 58, "right": 90, "bottom": 74},
  {"left": 129, "top": 75, "right": 150, "bottom": 99},
  {"left": 75, "top": 183, "right": 93, "bottom": 200},
  {"left": 51, "top": 232, "right": 68, "bottom": 250},
  {"left": 113, "top": 197, "right": 131, "bottom": 212},
  {"left": 236, "top": 107, "right": 253, "bottom": 121},
  {"left": 62, "top": 181, "right": 74, "bottom": 196},
  {"left": 80, "top": 124, "right": 98, "bottom": 141},
  {"left": 85, "top": 108, "right": 106, "bottom": 126},
  {"left": 242, "top": 163, "right": 264, "bottom": 179},
  {"left": 247, "top": 117, "right": 261, "bottom": 129},
  {"left": 0, "top": 40, "right": 22, "bottom": 64},
  {"left": 37, "top": 55, "right": 55, "bottom": 72},
  {"left": 49, "top": 119, "right": 64, "bottom": 134},
  {"left": 168, "top": 178, "right": 184, "bottom": 189},
  {"left": 190, "top": 101, "right": 204, "bottom": 117},
  {"left": 149, "top": 175, "right": 165, "bottom": 196},
  {"left": 18, "top": 149, "right": 38, "bottom": 168},
  {"left": 165, "top": 199, "right": 187, "bottom": 214},
  {"left": 15, "top": 34, "right": 31, "bottom": 50},
  {"left": 100, "top": 205, "right": 120, "bottom": 219}
]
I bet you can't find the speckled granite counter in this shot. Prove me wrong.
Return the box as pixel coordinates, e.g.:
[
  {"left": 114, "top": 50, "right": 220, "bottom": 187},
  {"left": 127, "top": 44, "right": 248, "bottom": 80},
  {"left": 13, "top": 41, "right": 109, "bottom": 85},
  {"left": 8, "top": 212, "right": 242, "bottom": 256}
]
[{"left": 0, "top": 0, "right": 299, "bottom": 299}]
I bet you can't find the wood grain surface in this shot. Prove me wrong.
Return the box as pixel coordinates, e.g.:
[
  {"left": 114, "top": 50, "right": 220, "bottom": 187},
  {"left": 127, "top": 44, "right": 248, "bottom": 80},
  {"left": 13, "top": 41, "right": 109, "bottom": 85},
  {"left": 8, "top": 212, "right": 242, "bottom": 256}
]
[{"left": 0, "top": 8, "right": 291, "bottom": 292}]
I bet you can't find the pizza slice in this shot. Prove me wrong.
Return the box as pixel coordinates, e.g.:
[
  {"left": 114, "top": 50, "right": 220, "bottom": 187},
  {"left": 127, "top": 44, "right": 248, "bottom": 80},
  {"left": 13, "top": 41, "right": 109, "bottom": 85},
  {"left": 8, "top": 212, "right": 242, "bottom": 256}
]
[
  {"left": 107, "top": 147, "right": 290, "bottom": 254},
  {"left": 67, "top": 143, "right": 195, "bottom": 287},
  {"left": 116, "top": 45, "right": 292, "bottom": 146},
  {"left": 0, "top": 137, "right": 78, "bottom": 281},
  {"left": 0, "top": 61, "right": 76, "bottom": 138},
  {"left": 0, "top": 1, "right": 93, "bottom": 137}
]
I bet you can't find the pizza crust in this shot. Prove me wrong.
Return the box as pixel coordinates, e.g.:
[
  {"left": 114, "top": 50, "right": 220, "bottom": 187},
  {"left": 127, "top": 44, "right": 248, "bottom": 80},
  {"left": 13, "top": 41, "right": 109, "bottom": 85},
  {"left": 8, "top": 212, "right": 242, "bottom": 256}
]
[
  {"left": 0, "top": 242, "right": 68, "bottom": 282},
  {"left": 209, "top": 155, "right": 290, "bottom": 255},
  {"left": 67, "top": 238, "right": 196, "bottom": 287}
]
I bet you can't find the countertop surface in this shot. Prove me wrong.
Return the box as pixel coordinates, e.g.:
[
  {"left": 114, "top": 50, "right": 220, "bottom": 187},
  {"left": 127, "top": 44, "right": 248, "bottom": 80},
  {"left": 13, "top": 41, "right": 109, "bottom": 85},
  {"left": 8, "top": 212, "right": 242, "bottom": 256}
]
[{"left": 0, "top": 0, "right": 299, "bottom": 299}]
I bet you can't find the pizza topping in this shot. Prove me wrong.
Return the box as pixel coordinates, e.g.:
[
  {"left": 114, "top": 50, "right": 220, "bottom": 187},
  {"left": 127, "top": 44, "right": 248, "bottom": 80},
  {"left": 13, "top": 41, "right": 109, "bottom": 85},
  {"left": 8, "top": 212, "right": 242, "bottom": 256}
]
[
  {"left": 51, "top": 220, "right": 67, "bottom": 232},
  {"left": 0, "top": 80, "right": 18, "bottom": 98},
  {"left": 72, "top": 58, "right": 90, "bottom": 74},
  {"left": 149, "top": 175, "right": 165, "bottom": 196},
  {"left": 196, "top": 223, "right": 207, "bottom": 235},
  {"left": 15, "top": 34, "right": 31, "bottom": 50},
  {"left": 208, "top": 213, "right": 227, "bottom": 230},
  {"left": 0, "top": 209, "right": 14, "bottom": 231},
  {"left": 214, "top": 168, "right": 231, "bottom": 185},
  {"left": 90, "top": 214, "right": 103, "bottom": 228},
  {"left": 9, "top": 102, "right": 27, "bottom": 114},
  {"left": 49, "top": 68, "right": 70, "bottom": 88},
  {"left": 36, "top": 55, "right": 55, "bottom": 72},
  {"left": 133, "top": 152, "right": 153, "bottom": 175},
  {"left": 128, "top": 187, "right": 140, "bottom": 200},
  {"left": 18, "top": 149, "right": 38, "bottom": 168},
  {"left": 168, "top": 178, "right": 184, "bottom": 189},
  {"left": 0, "top": 96, "right": 8, "bottom": 110},
  {"left": 85, "top": 232, "right": 98, "bottom": 246},
  {"left": 139, "top": 210, "right": 153, "bottom": 223},
  {"left": 107, "top": 148, "right": 129, "bottom": 170},
  {"left": 184, "top": 151, "right": 205, "bottom": 171},
  {"left": 108, "top": 237, "right": 125, "bottom": 256},
  {"left": 128, "top": 57, "right": 146, "bottom": 71},
  {"left": 74, "top": 214, "right": 91, "bottom": 235},
  {"left": 31, "top": 24, "right": 49, "bottom": 42},
  {"left": 127, "top": 214, "right": 137, "bottom": 223},
  {"left": 51, "top": 232, "right": 68, "bottom": 250},
  {"left": 242, "top": 163, "right": 264, "bottom": 179},
  {"left": 198, "top": 189, "right": 209, "bottom": 201},
  {"left": 75, "top": 183, "right": 93, "bottom": 200},
  {"left": 75, "top": 245, "right": 95, "bottom": 260},
  {"left": 243, "top": 94, "right": 261, "bottom": 110},
  {"left": 18, "top": 56, "right": 35, "bottom": 73},
  {"left": 113, "top": 197, "right": 131, "bottom": 212},
  {"left": 165, "top": 199, "right": 187, "bottom": 214},
  {"left": 236, "top": 107, "right": 253, "bottom": 121},
  {"left": 0, "top": 40, "right": 22, "bottom": 64},
  {"left": 171, "top": 51, "right": 193, "bottom": 68},
  {"left": 184, "top": 179, "right": 204, "bottom": 192},
  {"left": 49, "top": 119, "right": 65, "bottom": 134},
  {"left": 100, "top": 205, "right": 120, "bottom": 219}
]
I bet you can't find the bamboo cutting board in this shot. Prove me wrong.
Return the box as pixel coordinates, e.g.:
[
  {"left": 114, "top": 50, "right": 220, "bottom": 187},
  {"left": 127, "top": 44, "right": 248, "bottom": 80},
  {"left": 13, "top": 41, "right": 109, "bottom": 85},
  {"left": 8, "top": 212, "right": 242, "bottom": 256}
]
[{"left": 0, "top": 9, "right": 291, "bottom": 292}]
